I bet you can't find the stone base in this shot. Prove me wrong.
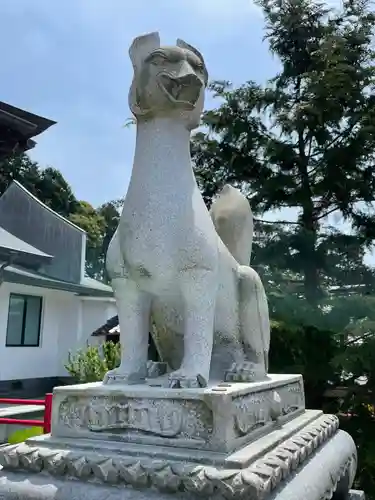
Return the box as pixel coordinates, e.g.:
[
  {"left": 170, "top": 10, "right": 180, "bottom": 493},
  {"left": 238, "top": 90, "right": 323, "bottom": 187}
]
[
  {"left": 0, "top": 376, "right": 359, "bottom": 499},
  {"left": 0, "top": 478, "right": 365, "bottom": 500},
  {"left": 0, "top": 419, "right": 357, "bottom": 499},
  {"left": 50, "top": 374, "right": 305, "bottom": 454}
]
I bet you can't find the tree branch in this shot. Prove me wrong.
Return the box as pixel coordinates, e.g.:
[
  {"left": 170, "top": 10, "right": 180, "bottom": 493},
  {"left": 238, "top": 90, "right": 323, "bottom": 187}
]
[
  {"left": 254, "top": 218, "right": 301, "bottom": 225},
  {"left": 310, "top": 120, "right": 359, "bottom": 158},
  {"left": 315, "top": 206, "right": 340, "bottom": 221},
  {"left": 344, "top": 331, "right": 375, "bottom": 347}
]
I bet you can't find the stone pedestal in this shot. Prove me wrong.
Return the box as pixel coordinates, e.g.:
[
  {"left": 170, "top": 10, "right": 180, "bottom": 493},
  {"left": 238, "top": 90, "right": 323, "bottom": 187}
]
[
  {"left": 0, "top": 375, "right": 362, "bottom": 499},
  {"left": 51, "top": 374, "right": 305, "bottom": 456}
]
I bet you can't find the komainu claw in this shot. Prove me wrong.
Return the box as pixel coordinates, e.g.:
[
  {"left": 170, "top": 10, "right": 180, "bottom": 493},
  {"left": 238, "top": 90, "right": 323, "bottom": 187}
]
[
  {"left": 168, "top": 373, "right": 207, "bottom": 389},
  {"left": 224, "top": 362, "right": 265, "bottom": 383}
]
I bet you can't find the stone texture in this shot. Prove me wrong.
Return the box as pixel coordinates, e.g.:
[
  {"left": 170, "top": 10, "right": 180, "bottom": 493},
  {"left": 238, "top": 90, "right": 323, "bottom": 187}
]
[
  {"left": 104, "top": 32, "right": 271, "bottom": 388},
  {"left": 0, "top": 474, "right": 364, "bottom": 500},
  {"left": 349, "top": 491, "right": 366, "bottom": 499},
  {"left": 49, "top": 375, "right": 304, "bottom": 453},
  {"left": 37, "top": 407, "right": 320, "bottom": 469},
  {"left": 267, "top": 430, "right": 357, "bottom": 500},
  {"left": 0, "top": 474, "right": 363, "bottom": 500},
  {"left": 0, "top": 412, "right": 353, "bottom": 499},
  {"left": 210, "top": 183, "right": 254, "bottom": 267},
  {"left": 0, "top": 471, "right": 185, "bottom": 500}
]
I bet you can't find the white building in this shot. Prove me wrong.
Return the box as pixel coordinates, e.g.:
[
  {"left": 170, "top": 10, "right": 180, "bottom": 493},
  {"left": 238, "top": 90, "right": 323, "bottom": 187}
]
[{"left": 0, "top": 180, "right": 115, "bottom": 396}]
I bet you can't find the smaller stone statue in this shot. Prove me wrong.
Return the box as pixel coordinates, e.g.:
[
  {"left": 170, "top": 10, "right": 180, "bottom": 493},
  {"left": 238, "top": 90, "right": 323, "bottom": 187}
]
[{"left": 105, "top": 32, "right": 271, "bottom": 388}]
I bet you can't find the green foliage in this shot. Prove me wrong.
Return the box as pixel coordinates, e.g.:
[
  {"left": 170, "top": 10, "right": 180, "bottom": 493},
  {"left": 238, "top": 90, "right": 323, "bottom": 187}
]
[
  {"left": 340, "top": 404, "right": 375, "bottom": 492},
  {"left": 69, "top": 201, "right": 107, "bottom": 279},
  {"left": 96, "top": 200, "right": 122, "bottom": 282},
  {"left": 36, "top": 166, "right": 79, "bottom": 217},
  {"left": 193, "top": 0, "right": 375, "bottom": 495},
  {"left": 270, "top": 321, "right": 341, "bottom": 407},
  {"left": 271, "top": 318, "right": 375, "bottom": 494},
  {"left": 7, "top": 426, "right": 43, "bottom": 444},
  {"left": 0, "top": 154, "right": 78, "bottom": 217},
  {"left": 69, "top": 199, "right": 121, "bottom": 281},
  {"left": 68, "top": 200, "right": 121, "bottom": 281},
  {"left": 64, "top": 341, "right": 121, "bottom": 383},
  {"left": 193, "top": 0, "right": 375, "bottom": 302}
]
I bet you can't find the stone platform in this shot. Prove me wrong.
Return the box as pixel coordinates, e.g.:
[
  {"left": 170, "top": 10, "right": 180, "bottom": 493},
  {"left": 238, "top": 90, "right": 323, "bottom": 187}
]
[
  {"left": 0, "top": 413, "right": 358, "bottom": 499},
  {"left": 0, "top": 374, "right": 361, "bottom": 499},
  {"left": 50, "top": 374, "right": 305, "bottom": 454}
]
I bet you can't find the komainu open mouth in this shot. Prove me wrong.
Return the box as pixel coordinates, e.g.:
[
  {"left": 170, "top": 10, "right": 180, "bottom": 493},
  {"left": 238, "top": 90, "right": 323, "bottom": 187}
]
[{"left": 158, "top": 73, "right": 202, "bottom": 107}]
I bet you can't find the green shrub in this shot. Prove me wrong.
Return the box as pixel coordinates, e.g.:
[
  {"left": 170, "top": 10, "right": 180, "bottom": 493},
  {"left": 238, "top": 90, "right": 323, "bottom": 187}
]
[
  {"left": 8, "top": 426, "right": 43, "bottom": 444},
  {"left": 270, "top": 319, "right": 375, "bottom": 497},
  {"left": 269, "top": 320, "right": 341, "bottom": 409},
  {"left": 65, "top": 341, "right": 121, "bottom": 383}
]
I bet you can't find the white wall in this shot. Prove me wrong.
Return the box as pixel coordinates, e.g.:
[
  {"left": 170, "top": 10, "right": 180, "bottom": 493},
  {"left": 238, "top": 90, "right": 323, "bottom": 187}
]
[
  {"left": 0, "top": 282, "right": 116, "bottom": 381},
  {"left": 56, "top": 293, "right": 81, "bottom": 377},
  {"left": 79, "top": 299, "right": 117, "bottom": 349},
  {"left": 0, "top": 283, "right": 69, "bottom": 380},
  {"left": 56, "top": 297, "right": 116, "bottom": 377}
]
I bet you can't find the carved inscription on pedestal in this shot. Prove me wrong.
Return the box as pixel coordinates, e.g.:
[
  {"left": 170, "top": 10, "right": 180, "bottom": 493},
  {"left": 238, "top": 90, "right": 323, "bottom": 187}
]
[
  {"left": 232, "top": 381, "right": 305, "bottom": 437},
  {"left": 233, "top": 392, "right": 268, "bottom": 436},
  {"left": 58, "top": 396, "right": 213, "bottom": 441},
  {"left": 278, "top": 381, "right": 305, "bottom": 415}
]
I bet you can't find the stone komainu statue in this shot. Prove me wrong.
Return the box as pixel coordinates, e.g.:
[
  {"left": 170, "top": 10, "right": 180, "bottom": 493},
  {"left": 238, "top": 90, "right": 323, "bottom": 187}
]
[{"left": 105, "top": 32, "right": 270, "bottom": 388}]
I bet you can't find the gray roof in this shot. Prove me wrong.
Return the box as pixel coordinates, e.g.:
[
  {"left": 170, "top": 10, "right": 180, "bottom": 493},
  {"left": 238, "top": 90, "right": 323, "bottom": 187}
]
[
  {"left": 0, "top": 181, "right": 85, "bottom": 283},
  {"left": 10, "top": 180, "right": 86, "bottom": 234},
  {"left": 81, "top": 276, "right": 113, "bottom": 293},
  {"left": 0, "top": 101, "right": 56, "bottom": 138},
  {"left": 3, "top": 264, "right": 113, "bottom": 297},
  {"left": 0, "top": 226, "right": 52, "bottom": 259},
  {"left": 0, "top": 101, "right": 56, "bottom": 159}
]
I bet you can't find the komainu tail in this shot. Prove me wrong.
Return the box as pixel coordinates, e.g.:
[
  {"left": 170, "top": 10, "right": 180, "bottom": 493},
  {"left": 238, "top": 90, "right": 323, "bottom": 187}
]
[{"left": 210, "top": 184, "right": 253, "bottom": 266}]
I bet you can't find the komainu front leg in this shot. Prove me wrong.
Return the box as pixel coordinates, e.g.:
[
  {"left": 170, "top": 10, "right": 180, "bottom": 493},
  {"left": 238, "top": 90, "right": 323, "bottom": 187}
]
[
  {"left": 225, "top": 266, "right": 270, "bottom": 383},
  {"left": 168, "top": 269, "right": 217, "bottom": 389},
  {"left": 104, "top": 278, "right": 151, "bottom": 385}
]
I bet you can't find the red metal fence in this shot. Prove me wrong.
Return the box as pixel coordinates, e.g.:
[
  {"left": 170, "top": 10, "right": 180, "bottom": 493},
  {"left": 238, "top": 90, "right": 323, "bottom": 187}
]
[{"left": 0, "top": 393, "right": 53, "bottom": 434}]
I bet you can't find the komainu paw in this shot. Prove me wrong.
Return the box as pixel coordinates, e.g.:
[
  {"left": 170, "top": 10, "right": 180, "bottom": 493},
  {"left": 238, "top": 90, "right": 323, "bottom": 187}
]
[
  {"left": 168, "top": 371, "right": 208, "bottom": 389},
  {"left": 103, "top": 368, "right": 146, "bottom": 385},
  {"left": 224, "top": 362, "right": 265, "bottom": 383}
]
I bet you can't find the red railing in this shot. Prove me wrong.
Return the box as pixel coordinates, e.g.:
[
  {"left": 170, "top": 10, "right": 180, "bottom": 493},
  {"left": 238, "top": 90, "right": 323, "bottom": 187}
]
[{"left": 0, "top": 393, "right": 53, "bottom": 434}]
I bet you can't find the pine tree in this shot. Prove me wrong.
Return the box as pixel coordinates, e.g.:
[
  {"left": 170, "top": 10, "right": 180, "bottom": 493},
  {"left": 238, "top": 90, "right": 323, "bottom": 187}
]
[
  {"left": 193, "top": 0, "right": 375, "bottom": 307},
  {"left": 192, "top": 3, "right": 375, "bottom": 492}
]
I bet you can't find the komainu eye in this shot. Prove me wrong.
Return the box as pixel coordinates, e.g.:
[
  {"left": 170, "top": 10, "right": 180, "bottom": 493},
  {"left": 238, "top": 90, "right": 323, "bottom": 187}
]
[
  {"left": 150, "top": 53, "right": 167, "bottom": 65},
  {"left": 188, "top": 56, "right": 204, "bottom": 73}
]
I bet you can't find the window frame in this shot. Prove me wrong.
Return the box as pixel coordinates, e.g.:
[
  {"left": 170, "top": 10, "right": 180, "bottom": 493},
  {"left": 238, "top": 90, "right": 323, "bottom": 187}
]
[{"left": 5, "top": 293, "right": 43, "bottom": 347}]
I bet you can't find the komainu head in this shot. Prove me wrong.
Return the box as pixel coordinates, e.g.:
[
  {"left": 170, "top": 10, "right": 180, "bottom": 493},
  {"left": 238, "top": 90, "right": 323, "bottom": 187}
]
[{"left": 128, "top": 32, "right": 208, "bottom": 130}]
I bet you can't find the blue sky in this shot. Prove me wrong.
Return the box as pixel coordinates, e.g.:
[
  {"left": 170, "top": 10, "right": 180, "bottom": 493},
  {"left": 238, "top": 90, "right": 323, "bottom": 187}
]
[
  {"left": 1, "top": 0, "right": 358, "bottom": 245},
  {"left": 1, "top": 0, "right": 282, "bottom": 207},
  {"left": 4, "top": 1, "right": 371, "bottom": 265}
]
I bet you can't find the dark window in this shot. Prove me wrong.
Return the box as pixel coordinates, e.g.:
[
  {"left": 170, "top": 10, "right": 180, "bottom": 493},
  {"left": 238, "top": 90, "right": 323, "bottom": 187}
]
[{"left": 6, "top": 294, "right": 42, "bottom": 347}]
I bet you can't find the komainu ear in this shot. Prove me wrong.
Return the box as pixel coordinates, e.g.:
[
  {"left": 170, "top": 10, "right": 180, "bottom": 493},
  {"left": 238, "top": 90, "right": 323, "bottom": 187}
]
[
  {"left": 177, "top": 38, "right": 205, "bottom": 64},
  {"left": 129, "top": 32, "right": 160, "bottom": 72}
]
